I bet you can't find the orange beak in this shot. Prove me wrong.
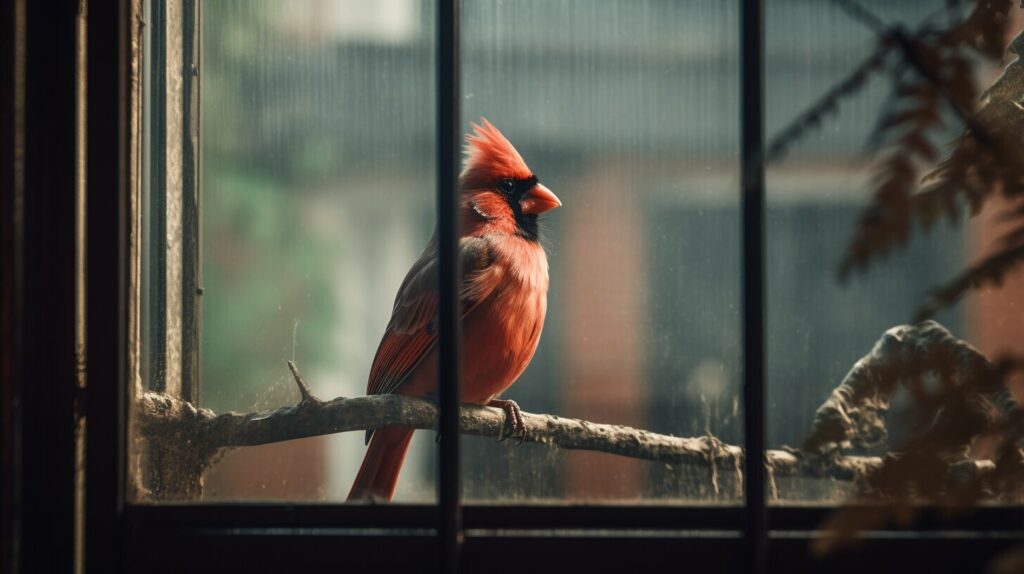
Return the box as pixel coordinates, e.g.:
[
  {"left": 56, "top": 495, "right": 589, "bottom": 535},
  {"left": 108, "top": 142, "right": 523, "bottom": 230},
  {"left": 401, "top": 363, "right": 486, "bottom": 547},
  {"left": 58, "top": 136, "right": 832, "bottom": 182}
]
[{"left": 520, "top": 183, "right": 562, "bottom": 215}]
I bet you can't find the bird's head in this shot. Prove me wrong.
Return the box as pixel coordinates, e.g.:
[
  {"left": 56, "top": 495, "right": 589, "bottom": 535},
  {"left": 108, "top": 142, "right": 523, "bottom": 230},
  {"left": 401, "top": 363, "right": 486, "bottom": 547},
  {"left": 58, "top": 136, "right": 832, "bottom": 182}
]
[{"left": 460, "top": 119, "right": 561, "bottom": 241}]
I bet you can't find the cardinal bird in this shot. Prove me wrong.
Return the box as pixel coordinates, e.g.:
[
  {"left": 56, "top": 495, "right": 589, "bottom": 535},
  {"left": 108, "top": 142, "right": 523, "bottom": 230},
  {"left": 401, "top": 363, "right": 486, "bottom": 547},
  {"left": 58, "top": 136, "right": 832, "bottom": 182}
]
[{"left": 347, "top": 119, "right": 561, "bottom": 501}]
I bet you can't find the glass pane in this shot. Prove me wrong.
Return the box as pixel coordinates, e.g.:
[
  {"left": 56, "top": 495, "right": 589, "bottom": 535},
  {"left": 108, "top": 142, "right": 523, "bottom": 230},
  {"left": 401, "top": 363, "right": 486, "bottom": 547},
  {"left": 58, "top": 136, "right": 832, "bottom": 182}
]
[
  {"left": 131, "top": 0, "right": 741, "bottom": 505},
  {"left": 200, "top": 0, "right": 436, "bottom": 503},
  {"left": 133, "top": 0, "right": 437, "bottom": 503},
  {"left": 126, "top": 0, "right": 1024, "bottom": 511},
  {"left": 461, "top": 0, "right": 740, "bottom": 502},
  {"left": 766, "top": 1, "right": 1023, "bottom": 504}
]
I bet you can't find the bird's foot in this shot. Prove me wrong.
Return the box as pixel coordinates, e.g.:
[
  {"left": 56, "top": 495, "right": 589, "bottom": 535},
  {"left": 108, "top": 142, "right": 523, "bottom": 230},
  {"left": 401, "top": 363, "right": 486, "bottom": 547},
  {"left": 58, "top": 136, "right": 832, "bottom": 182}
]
[{"left": 488, "top": 398, "right": 527, "bottom": 444}]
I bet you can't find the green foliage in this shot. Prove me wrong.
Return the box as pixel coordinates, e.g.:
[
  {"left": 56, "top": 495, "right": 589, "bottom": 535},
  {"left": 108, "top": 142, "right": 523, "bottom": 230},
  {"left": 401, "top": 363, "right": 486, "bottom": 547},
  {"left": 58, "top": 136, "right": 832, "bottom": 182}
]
[
  {"left": 197, "top": 1, "right": 348, "bottom": 412},
  {"left": 200, "top": 165, "right": 338, "bottom": 412}
]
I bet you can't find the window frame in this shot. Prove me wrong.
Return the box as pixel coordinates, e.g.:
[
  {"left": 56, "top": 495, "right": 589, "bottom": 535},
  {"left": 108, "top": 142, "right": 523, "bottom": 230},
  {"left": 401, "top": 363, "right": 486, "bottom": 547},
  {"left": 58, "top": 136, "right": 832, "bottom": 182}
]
[{"left": 3, "top": 0, "right": 1020, "bottom": 572}]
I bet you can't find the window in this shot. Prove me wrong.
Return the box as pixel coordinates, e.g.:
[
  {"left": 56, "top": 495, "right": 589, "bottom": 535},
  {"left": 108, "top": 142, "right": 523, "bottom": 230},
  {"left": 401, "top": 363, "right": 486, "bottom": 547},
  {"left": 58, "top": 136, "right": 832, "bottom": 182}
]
[
  {"left": 133, "top": 0, "right": 744, "bottom": 504},
  {"left": 7, "top": 0, "right": 1024, "bottom": 572},
  {"left": 139, "top": 0, "right": 442, "bottom": 502}
]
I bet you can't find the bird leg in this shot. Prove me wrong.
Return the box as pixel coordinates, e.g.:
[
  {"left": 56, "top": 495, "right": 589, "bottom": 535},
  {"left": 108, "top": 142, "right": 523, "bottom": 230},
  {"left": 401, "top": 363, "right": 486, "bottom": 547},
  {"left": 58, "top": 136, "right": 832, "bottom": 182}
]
[
  {"left": 488, "top": 398, "right": 527, "bottom": 444},
  {"left": 426, "top": 395, "right": 528, "bottom": 444}
]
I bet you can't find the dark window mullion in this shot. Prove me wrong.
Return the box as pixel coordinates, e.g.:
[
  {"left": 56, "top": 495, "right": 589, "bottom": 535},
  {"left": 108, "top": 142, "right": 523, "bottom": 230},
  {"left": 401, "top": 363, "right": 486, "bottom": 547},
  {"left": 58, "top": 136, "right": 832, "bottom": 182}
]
[
  {"left": 146, "top": 0, "right": 167, "bottom": 394},
  {"left": 180, "top": 0, "right": 199, "bottom": 405},
  {"left": 437, "top": 0, "right": 462, "bottom": 572},
  {"left": 741, "top": 0, "right": 767, "bottom": 573},
  {"left": 83, "top": 0, "right": 130, "bottom": 570}
]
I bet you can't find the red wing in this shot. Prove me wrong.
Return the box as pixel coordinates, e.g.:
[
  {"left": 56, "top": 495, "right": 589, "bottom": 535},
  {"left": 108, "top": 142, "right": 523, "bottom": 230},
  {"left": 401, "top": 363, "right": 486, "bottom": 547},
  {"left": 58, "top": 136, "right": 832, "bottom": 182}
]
[{"left": 366, "top": 236, "right": 499, "bottom": 397}]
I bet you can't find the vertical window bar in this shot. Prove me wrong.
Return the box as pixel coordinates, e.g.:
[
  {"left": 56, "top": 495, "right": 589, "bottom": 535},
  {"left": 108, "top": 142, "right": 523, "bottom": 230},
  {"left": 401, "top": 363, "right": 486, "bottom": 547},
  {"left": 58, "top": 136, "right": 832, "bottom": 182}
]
[
  {"left": 180, "top": 0, "right": 199, "bottom": 405},
  {"left": 83, "top": 0, "right": 129, "bottom": 569},
  {"left": 147, "top": 0, "right": 167, "bottom": 393},
  {"left": 18, "top": 0, "right": 78, "bottom": 570},
  {"left": 437, "top": 0, "right": 462, "bottom": 572},
  {"left": 741, "top": 0, "right": 767, "bottom": 571}
]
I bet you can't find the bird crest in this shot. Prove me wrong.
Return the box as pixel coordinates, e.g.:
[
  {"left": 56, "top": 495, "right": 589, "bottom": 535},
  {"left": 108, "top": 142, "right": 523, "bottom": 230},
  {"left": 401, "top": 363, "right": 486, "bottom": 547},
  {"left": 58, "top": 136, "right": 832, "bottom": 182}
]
[{"left": 461, "top": 119, "right": 533, "bottom": 183}]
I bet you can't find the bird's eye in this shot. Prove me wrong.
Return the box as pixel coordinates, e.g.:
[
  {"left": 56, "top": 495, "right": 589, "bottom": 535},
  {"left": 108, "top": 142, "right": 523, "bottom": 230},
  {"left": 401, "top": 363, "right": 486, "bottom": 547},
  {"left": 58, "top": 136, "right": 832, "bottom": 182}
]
[{"left": 498, "top": 178, "right": 515, "bottom": 194}]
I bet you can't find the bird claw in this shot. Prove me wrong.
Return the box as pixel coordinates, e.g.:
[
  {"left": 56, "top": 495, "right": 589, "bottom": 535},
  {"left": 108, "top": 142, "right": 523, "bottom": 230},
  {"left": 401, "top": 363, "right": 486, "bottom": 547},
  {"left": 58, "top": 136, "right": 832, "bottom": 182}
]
[{"left": 488, "top": 398, "right": 527, "bottom": 444}]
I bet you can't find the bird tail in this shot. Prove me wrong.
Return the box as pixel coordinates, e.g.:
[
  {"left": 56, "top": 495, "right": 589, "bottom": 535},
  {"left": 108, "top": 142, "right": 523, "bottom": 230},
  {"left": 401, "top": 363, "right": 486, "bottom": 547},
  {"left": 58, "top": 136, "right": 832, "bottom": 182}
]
[{"left": 347, "top": 427, "right": 415, "bottom": 501}]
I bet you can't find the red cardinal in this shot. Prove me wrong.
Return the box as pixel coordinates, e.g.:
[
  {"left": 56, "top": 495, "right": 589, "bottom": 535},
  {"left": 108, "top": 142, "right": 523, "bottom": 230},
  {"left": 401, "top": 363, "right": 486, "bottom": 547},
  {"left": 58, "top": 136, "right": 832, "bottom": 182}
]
[{"left": 347, "top": 119, "right": 561, "bottom": 501}]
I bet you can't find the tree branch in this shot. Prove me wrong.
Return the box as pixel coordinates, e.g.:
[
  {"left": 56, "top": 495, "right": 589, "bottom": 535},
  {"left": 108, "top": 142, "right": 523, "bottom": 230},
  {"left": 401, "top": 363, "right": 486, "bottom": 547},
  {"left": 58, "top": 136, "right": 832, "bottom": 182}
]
[
  {"left": 137, "top": 388, "right": 890, "bottom": 482},
  {"left": 287, "top": 359, "right": 322, "bottom": 406},
  {"left": 803, "top": 320, "right": 1020, "bottom": 454},
  {"left": 135, "top": 372, "right": 996, "bottom": 492},
  {"left": 133, "top": 322, "right": 1011, "bottom": 500}
]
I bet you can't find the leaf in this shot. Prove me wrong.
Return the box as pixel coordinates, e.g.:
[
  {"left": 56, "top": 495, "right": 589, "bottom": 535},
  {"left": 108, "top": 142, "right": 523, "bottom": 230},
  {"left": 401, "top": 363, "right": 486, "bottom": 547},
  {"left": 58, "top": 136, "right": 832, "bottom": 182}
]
[
  {"left": 914, "top": 243, "right": 1024, "bottom": 321},
  {"left": 765, "top": 42, "right": 892, "bottom": 163},
  {"left": 840, "top": 2, "right": 1019, "bottom": 283},
  {"left": 902, "top": 131, "right": 939, "bottom": 162}
]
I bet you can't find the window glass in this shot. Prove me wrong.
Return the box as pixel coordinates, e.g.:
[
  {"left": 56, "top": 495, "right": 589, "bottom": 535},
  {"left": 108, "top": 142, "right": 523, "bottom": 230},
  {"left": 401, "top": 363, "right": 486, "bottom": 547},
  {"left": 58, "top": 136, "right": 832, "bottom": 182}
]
[
  {"left": 135, "top": 0, "right": 740, "bottom": 504},
  {"left": 764, "top": 1, "right": 1018, "bottom": 503},
  {"left": 200, "top": 0, "right": 437, "bottom": 502},
  {"left": 461, "top": 0, "right": 740, "bottom": 502},
  {"left": 135, "top": 0, "right": 437, "bottom": 502},
  {"left": 125, "top": 0, "right": 1024, "bottom": 512}
]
